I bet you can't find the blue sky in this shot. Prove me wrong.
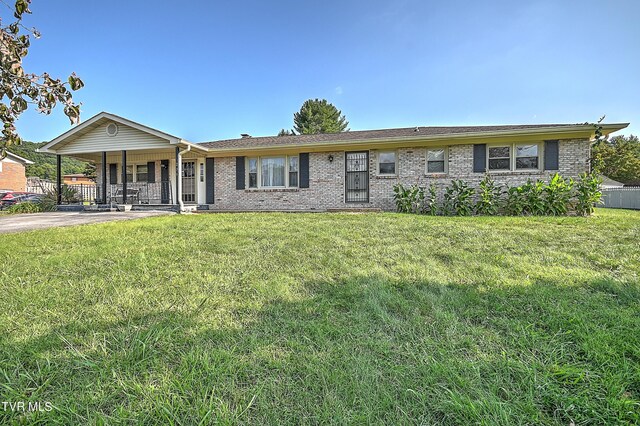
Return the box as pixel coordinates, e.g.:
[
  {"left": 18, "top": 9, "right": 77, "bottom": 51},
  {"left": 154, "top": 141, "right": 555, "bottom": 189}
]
[{"left": 13, "top": 0, "right": 640, "bottom": 142}]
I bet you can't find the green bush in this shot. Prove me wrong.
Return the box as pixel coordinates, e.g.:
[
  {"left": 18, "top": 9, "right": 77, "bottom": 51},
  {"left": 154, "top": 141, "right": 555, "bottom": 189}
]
[
  {"left": 391, "top": 172, "right": 600, "bottom": 217},
  {"left": 574, "top": 172, "right": 603, "bottom": 216},
  {"left": 475, "top": 175, "right": 501, "bottom": 216},
  {"left": 443, "top": 180, "right": 474, "bottom": 216},
  {"left": 521, "top": 179, "right": 546, "bottom": 215},
  {"left": 425, "top": 184, "right": 438, "bottom": 216},
  {"left": 503, "top": 186, "right": 526, "bottom": 216},
  {"left": 543, "top": 173, "right": 573, "bottom": 216},
  {"left": 6, "top": 202, "right": 43, "bottom": 214},
  {"left": 392, "top": 183, "right": 425, "bottom": 214}
]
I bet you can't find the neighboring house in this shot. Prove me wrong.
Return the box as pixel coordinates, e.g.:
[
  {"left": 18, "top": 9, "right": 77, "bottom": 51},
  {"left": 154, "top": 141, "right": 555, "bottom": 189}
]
[
  {"left": 0, "top": 151, "right": 33, "bottom": 192},
  {"left": 38, "top": 112, "right": 629, "bottom": 211},
  {"left": 600, "top": 176, "right": 625, "bottom": 189},
  {"left": 63, "top": 174, "right": 95, "bottom": 186}
]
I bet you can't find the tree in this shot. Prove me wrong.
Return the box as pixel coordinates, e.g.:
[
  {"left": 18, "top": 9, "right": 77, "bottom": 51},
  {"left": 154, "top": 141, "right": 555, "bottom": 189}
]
[
  {"left": 1, "top": 0, "right": 84, "bottom": 155},
  {"left": 277, "top": 128, "right": 296, "bottom": 137},
  {"left": 592, "top": 135, "right": 640, "bottom": 185},
  {"left": 293, "top": 99, "right": 349, "bottom": 135},
  {"left": 8, "top": 140, "right": 88, "bottom": 180}
]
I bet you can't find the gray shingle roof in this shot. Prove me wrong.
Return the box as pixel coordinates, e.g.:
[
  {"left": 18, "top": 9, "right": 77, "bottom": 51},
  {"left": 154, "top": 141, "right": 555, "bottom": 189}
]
[{"left": 197, "top": 124, "right": 578, "bottom": 150}]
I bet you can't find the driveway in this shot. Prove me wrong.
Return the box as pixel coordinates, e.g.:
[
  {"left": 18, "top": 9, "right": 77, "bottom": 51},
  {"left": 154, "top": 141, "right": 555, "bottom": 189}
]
[{"left": 0, "top": 211, "right": 173, "bottom": 234}]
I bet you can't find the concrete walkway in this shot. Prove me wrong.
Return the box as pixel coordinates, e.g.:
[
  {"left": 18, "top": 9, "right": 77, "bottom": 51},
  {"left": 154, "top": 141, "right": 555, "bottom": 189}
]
[{"left": 0, "top": 211, "right": 173, "bottom": 234}]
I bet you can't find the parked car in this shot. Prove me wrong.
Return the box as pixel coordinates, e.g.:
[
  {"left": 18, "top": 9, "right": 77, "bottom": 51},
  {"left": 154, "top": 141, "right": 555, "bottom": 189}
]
[{"left": 0, "top": 192, "right": 40, "bottom": 210}]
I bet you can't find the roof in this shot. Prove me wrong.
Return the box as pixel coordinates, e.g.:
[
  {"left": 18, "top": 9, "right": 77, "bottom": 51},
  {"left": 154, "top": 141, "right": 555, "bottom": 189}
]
[
  {"left": 199, "top": 123, "right": 629, "bottom": 151},
  {"left": 38, "top": 111, "right": 207, "bottom": 155},
  {"left": 600, "top": 176, "right": 625, "bottom": 187},
  {"left": 38, "top": 111, "right": 630, "bottom": 157},
  {"left": 3, "top": 151, "right": 34, "bottom": 165}
]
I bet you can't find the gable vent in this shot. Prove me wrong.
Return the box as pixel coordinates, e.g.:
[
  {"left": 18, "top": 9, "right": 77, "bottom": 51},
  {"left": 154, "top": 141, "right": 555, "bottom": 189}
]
[{"left": 106, "top": 122, "right": 118, "bottom": 137}]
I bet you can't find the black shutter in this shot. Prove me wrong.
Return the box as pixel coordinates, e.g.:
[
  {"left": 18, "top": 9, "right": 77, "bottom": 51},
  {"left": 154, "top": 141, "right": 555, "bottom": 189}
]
[
  {"left": 236, "top": 156, "right": 245, "bottom": 190},
  {"left": 206, "top": 158, "right": 215, "bottom": 203},
  {"left": 147, "top": 161, "right": 156, "bottom": 183},
  {"left": 299, "top": 153, "right": 310, "bottom": 188},
  {"left": 109, "top": 164, "right": 118, "bottom": 184},
  {"left": 544, "top": 140, "right": 559, "bottom": 170},
  {"left": 473, "top": 144, "right": 487, "bottom": 173}
]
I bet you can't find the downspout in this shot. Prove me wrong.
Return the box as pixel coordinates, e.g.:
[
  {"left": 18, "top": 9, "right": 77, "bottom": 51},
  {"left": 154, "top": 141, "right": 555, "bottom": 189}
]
[{"left": 177, "top": 145, "right": 191, "bottom": 213}]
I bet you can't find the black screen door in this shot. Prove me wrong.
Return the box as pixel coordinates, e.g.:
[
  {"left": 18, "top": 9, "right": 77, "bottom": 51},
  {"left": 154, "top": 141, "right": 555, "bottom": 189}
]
[
  {"left": 345, "top": 151, "right": 369, "bottom": 203},
  {"left": 182, "top": 161, "right": 196, "bottom": 203}
]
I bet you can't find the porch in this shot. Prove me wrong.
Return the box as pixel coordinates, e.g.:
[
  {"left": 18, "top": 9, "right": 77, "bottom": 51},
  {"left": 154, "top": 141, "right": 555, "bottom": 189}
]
[{"left": 37, "top": 112, "right": 210, "bottom": 212}]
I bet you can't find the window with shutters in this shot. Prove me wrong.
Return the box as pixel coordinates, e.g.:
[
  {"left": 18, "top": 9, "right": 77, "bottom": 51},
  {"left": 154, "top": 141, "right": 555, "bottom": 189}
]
[
  {"left": 246, "top": 155, "right": 299, "bottom": 189},
  {"left": 248, "top": 158, "right": 258, "bottom": 188},
  {"left": 488, "top": 146, "right": 511, "bottom": 171},
  {"left": 289, "top": 156, "right": 299, "bottom": 187},
  {"left": 426, "top": 148, "right": 447, "bottom": 174},
  {"left": 486, "top": 143, "right": 541, "bottom": 172},
  {"left": 136, "top": 164, "right": 148, "bottom": 182},
  {"left": 515, "top": 144, "right": 539, "bottom": 170}
]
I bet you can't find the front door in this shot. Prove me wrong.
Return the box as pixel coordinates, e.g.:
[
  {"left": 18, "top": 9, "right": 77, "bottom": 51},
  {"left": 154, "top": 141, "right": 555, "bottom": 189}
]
[
  {"left": 160, "top": 160, "right": 170, "bottom": 204},
  {"left": 345, "top": 151, "right": 369, "bottom": 203},
  {"left": 182, "top": 161, "right": 196, "bottom": 203}
]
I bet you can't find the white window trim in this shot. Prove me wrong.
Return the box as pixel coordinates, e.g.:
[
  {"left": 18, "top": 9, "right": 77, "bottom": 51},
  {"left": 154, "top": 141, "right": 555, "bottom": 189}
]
[
  {"left": 121, "top": 162, "right": 150, "bottom": 183},
  {"left": 246, "top": 155, "right": 299, "bottom": 189},
  {"left": 377, "top": 150, "right": 398, "bottom": 176},
  {"left": 426, "top": 147, "right": 448, "bottom": 175},
  {"left": 487, "top": 142, "right": 542, "bottom": 172}
]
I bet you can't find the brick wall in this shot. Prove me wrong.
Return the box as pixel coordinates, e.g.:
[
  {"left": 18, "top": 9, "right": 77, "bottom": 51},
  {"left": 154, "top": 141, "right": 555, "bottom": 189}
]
[
  {"left": 207, "top": 138, "right": 590, "bottom": 211},
  {"left": 0, "top": 158, "right": 27, "bottom": 191}
]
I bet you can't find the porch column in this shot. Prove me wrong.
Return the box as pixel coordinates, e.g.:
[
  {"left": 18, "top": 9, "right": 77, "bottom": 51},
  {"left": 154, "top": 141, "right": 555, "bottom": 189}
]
[
  {"left": 101, "top": 151, "right": 107, "bottom": 204},
  {"left": 121, "top": 150, "right": 127, "bottom": 204},
  {"left": 56, "top": 155, "right": 62, "bottom": 205},
  {"left": 175, "top": 146, "right": 181, "bottom": 208}
]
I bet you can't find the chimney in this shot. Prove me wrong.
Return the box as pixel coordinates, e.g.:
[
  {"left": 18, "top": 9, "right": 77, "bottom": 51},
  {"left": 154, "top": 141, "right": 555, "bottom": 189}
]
[{"left": 240, "top": 133, "right": 252, "bottom": 138}]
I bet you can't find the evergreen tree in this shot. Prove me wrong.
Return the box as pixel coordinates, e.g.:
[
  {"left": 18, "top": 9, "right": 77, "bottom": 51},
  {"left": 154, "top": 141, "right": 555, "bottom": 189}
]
[{"left": 293, "top": 99, "right": 349, "bottom": 135}]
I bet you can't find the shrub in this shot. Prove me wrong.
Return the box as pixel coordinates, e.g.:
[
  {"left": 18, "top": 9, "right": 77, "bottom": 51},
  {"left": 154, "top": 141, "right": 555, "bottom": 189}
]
[
  {"left": 425, "top": 184, "right": 438, "bottom": 216},
  {"left": 7, "top": 202, "right": 43, "bottom": 214},
  {"left": 443, "top": 180, "right": 474, "bottom": 216},
  {"left": 520, "top": 179, "right": 546, "bottom": 215},
  {"left": 544, "top": 173, "right": 573, "bottom": 216},
  {"left": 503, "top": 186, "right": 526, "bottom": 216},
  {"left": 475, "top": 175, "right": 502, "bottom": 215},
  {"left": 574, "top": 172, "right": 603, "bottom": 216},
  {"left": 392, "top": 183, "right": 424, "bottom": 214}
]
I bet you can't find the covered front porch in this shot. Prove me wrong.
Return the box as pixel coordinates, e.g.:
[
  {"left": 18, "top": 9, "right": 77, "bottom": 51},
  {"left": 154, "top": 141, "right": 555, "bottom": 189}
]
[{"left": 38, "top": 112, "right": 210, "bottom": 211}]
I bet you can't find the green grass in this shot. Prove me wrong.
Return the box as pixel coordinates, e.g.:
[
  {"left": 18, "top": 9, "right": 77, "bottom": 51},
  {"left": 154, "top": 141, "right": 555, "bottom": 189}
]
[{"left": 1, "top": 209, "right": 639, "bottom": 425}]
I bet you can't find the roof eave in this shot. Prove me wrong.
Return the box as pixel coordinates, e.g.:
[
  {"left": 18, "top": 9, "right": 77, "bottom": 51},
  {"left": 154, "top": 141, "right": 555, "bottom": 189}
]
[{"left": 202, "top": 123, "right": 630, "bottom": 155}]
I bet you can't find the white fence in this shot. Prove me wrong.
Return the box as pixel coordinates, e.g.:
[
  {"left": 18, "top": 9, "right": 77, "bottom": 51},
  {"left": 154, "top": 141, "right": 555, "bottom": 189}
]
[{"left": 601, "top": 188, "right": 640, "bottom": 210}]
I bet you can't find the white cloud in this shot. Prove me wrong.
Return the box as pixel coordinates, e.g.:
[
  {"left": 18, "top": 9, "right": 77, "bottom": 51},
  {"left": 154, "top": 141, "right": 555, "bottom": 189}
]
[{"left": 335, "top": 86, "right": 343, "bottom": 95}]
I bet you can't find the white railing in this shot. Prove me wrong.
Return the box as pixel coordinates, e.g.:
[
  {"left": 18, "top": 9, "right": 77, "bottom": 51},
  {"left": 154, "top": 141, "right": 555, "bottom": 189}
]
[{"left": 601, "top": 188, "right": 640, "bottom": 210}]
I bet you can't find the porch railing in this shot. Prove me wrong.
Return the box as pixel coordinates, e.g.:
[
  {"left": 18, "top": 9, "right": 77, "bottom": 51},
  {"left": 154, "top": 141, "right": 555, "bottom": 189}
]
[{"left": 97, "top": 182, "right": 173, "bottom": 205}]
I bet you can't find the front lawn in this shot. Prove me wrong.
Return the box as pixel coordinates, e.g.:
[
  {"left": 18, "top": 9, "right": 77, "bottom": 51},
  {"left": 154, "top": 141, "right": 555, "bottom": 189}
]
[{"left": 1, "top": 209, "right": 639, "bottom": 424}]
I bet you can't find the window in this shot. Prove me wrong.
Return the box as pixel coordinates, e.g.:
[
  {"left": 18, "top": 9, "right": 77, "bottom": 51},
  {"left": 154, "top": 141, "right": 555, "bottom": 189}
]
[
  {"left": 71, "top": 177, "right": 77, "bottom": 182},
  {"left": 289, "top": 156, "right": 299, "bottom": 187},
  {"left": 247, "top": 156, "right": 299, "bottom": 189},
  {"left": 200, "top": 163, "right": 204, "bottom": 182},
  {"left": 125, "top": 165, "right": 134, "bottom": 183},
  {"left": 136, "top": 164, "right": 148, "bottom": 182},
  {"left": 516, "top": 144, "right": 539, "bottom": 170},
  {"left": 488, "top": 146, "right": 511, "bottom": 171},
  {"left": 378, "top": 151, "right": 396, "bottom": 175},
  {"left": 487, "top": 143, "right": 541, "bottom": 172},
  {"left": 248, "top": 158, "right": 258, "bottom": 188},
  {"left": 261, "top": 157, "right": 286, "bottom": 187},
  {"left": 426, "top": 148, "right": 447, "bottom": 173}
]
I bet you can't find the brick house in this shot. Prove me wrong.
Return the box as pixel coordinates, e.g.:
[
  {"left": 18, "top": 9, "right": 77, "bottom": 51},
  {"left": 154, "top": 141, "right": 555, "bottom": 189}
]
[
  {"left": 39, "top": 112, "right": 628, "bottom": 211},
  {"left": 0, "top": 151, "right": 33, "bottom": 192}
]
